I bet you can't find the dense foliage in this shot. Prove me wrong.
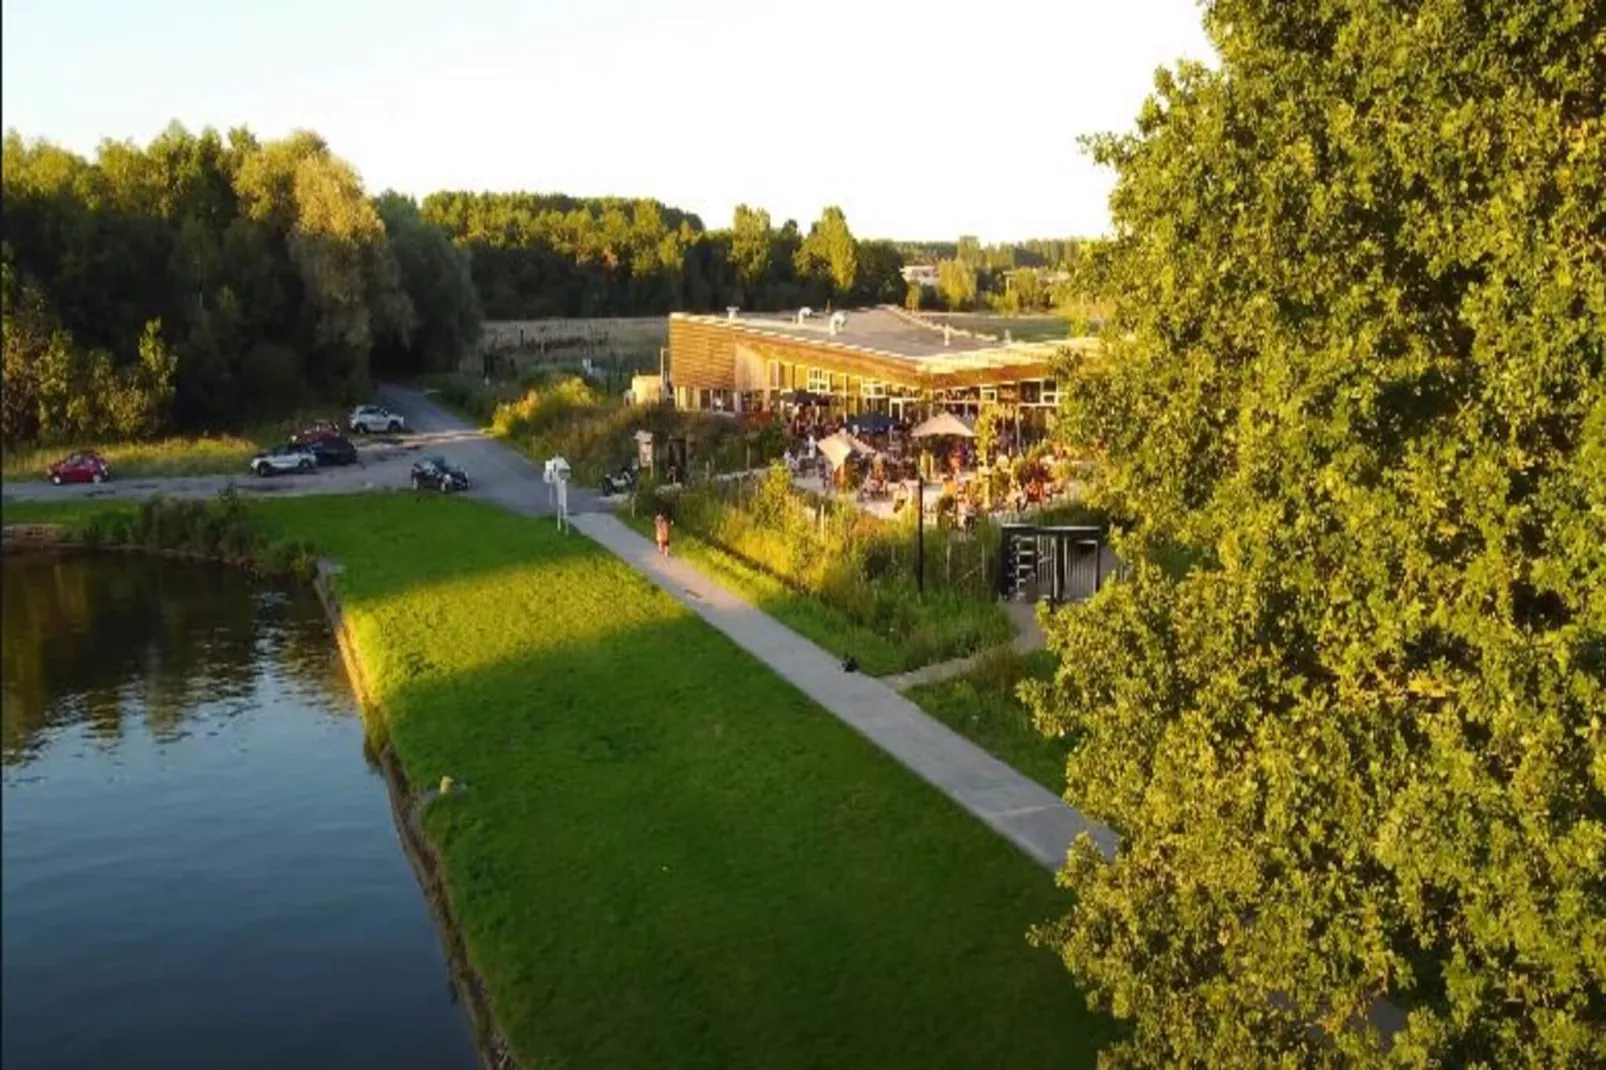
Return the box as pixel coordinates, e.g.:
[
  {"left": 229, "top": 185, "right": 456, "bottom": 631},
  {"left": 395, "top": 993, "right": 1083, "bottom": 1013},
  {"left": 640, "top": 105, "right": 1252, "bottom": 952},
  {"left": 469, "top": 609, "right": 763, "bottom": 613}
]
[
  {"left": 898, "top": 235, "right": 1113, "bottom": 316},
  {"left": 420, "top": 192, "right": 908, "bottom": 318},
  {"left": 1031, "top": 0, "right": 1604, "bottom": 1065},
  {"left": 1, "top": 125, "right": 481, "bottom": 446}
]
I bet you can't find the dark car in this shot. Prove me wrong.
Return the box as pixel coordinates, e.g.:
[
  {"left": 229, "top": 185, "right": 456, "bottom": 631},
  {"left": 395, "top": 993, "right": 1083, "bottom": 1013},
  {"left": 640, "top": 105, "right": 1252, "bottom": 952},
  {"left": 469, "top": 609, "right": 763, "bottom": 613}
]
[
  {"left": 410, "top": 456, "right": 469, "bottom": 493},
  {"left": 47, "top": 451, "right": 110, "bottom": 485},
  {"left": 307, "top": 436, "right": 358, "bottom": 466},
  {"left": 290, "top": 420, "right": 342, "bottom": 446}
]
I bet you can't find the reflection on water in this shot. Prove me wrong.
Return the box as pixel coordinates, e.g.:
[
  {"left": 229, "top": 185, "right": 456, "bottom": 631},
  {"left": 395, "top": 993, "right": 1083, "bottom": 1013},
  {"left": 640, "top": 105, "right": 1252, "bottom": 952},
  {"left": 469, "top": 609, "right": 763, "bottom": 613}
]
[{"left": 1, "top": 553, "right": 478, "bottom": 1070}]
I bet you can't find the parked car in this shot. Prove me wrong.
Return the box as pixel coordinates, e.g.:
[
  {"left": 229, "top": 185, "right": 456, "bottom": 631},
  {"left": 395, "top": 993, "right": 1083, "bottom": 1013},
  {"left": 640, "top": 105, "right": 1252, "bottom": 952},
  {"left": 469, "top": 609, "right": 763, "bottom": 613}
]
[
  {"left": 349, "top": 405, "right": 405, "bottom": 434},
  {"left": 410, "top": 456, "right": 469, "bottom": 493},
  {"left": 250, "top": 443, "right": 317, "bottom": 477},
  {"left": 47, "top": 451, "right": 110, "bottom": 485},
  {"left": 290, "top": 420, "right": 342, "bottom": 446},
  {"left": 307, "top": 436, "right": 358, "bottom": 467}
]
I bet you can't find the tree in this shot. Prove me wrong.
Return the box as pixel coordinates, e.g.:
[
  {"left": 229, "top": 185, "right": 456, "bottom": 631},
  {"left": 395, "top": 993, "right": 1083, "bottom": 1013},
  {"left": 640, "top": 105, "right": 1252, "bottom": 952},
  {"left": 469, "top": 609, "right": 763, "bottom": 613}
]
[
  {"left": 936, "top": 259, "right": 976, "bottom": 311},
  {"left": 852, "top": 239, "right": 906, "bottom": 305},
  {"left": 796, "top": 206, "right": 858, "bottom": 301},
  {"left": 730, "top": 204, "right": 772, "bottom": 302},
  {"left": 1028, "top": 1, "right": 1604, "bottom": 1066},
  {"left": 374, "top": 192, "right": 482, "bottom": 376}
]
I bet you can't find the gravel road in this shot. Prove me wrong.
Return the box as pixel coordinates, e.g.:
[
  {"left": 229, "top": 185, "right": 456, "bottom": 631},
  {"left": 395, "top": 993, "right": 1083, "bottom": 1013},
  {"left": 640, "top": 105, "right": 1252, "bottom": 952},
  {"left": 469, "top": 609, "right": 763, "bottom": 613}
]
[{"left": 0, "top": 386, "right": 598, "bottom": 518}]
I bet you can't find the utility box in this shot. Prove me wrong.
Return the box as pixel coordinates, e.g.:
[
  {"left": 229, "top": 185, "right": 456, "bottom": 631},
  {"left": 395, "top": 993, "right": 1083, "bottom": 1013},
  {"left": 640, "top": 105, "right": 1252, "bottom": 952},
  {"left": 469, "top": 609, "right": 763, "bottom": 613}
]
[{"left": 634, "top": 430, "right": 655, "bottom": 472}]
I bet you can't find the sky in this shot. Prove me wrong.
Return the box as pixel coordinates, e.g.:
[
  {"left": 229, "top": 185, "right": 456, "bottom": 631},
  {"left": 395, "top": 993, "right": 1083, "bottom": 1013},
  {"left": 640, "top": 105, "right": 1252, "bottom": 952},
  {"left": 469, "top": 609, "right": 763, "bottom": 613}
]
[{"left": 1, "top": 0, "right": 1215, "bottom": 242}]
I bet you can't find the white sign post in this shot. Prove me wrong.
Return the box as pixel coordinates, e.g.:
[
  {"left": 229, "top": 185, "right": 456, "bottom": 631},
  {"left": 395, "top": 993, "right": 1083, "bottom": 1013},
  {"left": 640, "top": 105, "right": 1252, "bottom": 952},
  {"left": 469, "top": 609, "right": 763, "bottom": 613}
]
[{"left": 547, "top": 456, "right": 572, "bottom": 532}]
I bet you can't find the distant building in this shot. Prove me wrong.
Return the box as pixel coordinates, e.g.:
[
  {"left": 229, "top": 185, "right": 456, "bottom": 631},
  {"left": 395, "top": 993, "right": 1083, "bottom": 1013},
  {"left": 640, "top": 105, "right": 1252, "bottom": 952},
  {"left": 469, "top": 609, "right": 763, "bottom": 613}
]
[{"left": 900, "top": 264, "right": 939, "bottom": 289}]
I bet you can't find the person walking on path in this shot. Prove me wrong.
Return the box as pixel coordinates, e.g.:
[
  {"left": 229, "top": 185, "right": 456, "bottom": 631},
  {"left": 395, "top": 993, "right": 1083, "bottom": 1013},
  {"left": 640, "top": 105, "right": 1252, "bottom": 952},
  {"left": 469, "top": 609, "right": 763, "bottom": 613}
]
[{"left": 654, "top": 511, "right": 673, "bottom": 557}]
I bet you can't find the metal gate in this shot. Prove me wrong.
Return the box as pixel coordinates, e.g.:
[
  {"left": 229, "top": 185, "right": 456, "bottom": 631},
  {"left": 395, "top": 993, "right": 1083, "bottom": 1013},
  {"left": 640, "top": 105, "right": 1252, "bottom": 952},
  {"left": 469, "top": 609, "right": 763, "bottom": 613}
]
[{"left": 996, "top": 524, "right": 1114, "bottom": 603}]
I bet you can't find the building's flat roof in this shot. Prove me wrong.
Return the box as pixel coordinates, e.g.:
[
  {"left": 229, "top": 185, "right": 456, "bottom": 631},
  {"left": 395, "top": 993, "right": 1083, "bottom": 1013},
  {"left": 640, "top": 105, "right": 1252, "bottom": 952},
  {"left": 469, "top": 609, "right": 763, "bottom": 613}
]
[{"left": 673, "top": 308, "right": 1092, "bottom": 374}]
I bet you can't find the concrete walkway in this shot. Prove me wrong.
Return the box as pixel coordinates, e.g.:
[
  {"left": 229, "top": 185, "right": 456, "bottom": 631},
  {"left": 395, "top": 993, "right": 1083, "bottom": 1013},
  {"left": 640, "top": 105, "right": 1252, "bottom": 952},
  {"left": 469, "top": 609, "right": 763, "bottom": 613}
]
[{"left": 570, "top": 512, "right": 1119, "bottom": 870}]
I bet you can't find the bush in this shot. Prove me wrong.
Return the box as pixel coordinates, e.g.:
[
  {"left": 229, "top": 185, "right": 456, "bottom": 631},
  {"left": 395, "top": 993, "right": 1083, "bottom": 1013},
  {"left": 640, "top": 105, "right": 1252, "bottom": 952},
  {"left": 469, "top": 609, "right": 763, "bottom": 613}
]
[
  {"left": 662, "top": 470, "right": 1011, "bottom": 662},
  {"left": 62, "top": 489, "right": 313, "bottom": 575}
]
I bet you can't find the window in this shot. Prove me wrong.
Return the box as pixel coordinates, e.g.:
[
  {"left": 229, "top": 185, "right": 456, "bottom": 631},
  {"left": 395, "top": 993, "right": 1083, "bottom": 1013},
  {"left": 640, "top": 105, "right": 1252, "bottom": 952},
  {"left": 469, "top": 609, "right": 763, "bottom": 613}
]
[
  {"left": 806, "top": 367, "right": 830, "bottom": 393},
  {"left": 861, "top": 379, "right": 885, "bottom": 398}
]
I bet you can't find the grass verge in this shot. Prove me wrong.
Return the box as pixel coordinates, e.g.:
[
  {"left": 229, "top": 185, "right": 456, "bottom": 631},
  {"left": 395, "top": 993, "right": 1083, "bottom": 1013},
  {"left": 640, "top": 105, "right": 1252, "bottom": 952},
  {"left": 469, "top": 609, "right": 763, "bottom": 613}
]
[
  {"left": 619, "top": 506, "right": 1009, "bottom": 675},
  {"left": 14, "top": 493, "right": 1112, "bottom": 1067},
  {"left": 0, "top": 409, "right": 353, "bottom": 482},
  {"left": 905, "top": 647, "right": 1068, "bottom": 794}
]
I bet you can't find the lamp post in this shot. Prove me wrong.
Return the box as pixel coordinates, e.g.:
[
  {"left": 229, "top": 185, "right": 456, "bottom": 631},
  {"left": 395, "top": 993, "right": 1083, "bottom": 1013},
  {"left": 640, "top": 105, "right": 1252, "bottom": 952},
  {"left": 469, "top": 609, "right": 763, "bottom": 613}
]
[{"left": 915, "top": 477, "right": 925, "bottom": 594}]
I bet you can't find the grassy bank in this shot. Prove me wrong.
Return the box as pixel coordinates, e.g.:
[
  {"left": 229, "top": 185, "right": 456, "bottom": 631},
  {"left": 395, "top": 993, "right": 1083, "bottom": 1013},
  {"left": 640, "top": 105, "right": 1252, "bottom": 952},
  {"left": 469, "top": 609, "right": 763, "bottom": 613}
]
[
  {"left": 6, "top": 493, "right": 1113, "bottom": 1066},
  {"left": 627, "top": 468, "right": 1013, "bottom": 674},
  {"left": 905, "top": 647, "right": 1068, "bottom": 794},
  {"left": 0, "top": 409, "right": 351, "bottom": 482}
]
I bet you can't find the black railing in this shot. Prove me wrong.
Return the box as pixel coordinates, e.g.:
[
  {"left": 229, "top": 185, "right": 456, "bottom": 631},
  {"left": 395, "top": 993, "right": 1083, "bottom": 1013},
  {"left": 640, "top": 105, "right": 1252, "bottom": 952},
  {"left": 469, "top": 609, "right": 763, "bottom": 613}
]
[{"left": 996, "top": 524, "right": 1116, "bottom": 603}]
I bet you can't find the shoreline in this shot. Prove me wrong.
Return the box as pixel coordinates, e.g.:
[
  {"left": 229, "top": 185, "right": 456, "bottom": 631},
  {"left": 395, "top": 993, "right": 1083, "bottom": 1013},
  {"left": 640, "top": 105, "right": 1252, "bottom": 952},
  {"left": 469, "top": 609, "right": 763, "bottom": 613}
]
[{"left": 311, "top": 559, "right": 514, "bottom": 1070}]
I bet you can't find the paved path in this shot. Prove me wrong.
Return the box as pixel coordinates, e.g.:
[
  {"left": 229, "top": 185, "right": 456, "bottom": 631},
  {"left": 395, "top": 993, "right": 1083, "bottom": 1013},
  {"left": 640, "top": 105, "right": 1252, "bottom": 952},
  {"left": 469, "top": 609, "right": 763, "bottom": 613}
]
[{"left": 571, "top": 511, "right": 1119, "bottom": 870}]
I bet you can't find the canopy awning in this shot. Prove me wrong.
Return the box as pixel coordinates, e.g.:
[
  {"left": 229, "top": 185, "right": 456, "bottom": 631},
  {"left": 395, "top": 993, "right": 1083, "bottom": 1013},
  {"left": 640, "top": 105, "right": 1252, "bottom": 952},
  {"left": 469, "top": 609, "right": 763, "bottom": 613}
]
[{"left": 910, "top": 412, "right": 976, "bottom": 439}]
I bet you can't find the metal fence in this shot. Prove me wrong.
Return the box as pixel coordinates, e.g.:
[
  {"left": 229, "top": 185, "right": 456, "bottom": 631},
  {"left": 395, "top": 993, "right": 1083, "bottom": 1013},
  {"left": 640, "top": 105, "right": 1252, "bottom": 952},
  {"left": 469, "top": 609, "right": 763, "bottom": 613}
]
[{"left": 996, "top": 524, "right": 1118, "bottom": 603}]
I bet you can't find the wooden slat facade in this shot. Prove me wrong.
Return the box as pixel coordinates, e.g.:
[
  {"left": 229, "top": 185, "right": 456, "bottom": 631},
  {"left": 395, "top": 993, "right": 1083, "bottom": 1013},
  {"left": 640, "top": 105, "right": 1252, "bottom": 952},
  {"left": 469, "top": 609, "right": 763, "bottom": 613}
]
[{"left": 666, "top": 315, "right": 1062, "bottom": 395}]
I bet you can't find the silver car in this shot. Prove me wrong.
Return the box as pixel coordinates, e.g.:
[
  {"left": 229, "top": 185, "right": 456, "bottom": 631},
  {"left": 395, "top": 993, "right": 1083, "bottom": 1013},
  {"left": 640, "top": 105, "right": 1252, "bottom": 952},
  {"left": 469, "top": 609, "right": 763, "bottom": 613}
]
[
  {"left": 349, "top": 405, "right": 406, "bottom": 434},
  {"left": 250, "top": 444, "right": 317, "bottom": 477}
]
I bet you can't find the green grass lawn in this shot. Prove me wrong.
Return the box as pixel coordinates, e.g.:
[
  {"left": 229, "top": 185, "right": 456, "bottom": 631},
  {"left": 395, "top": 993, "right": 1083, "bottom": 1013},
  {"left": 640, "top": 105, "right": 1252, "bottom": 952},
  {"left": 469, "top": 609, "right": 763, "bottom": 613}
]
[
  {"left": 31, "top": 492, "right": 1107, "bottom": 1067},
  {"left": 619, "top": 508, "right": 1011, "bottom": 676},
  {"left": 0, "top": 410, "right": 349, "bottom": 482},
  {"left": 905, "top": 648, "right": 1069, "bottom": 794}
]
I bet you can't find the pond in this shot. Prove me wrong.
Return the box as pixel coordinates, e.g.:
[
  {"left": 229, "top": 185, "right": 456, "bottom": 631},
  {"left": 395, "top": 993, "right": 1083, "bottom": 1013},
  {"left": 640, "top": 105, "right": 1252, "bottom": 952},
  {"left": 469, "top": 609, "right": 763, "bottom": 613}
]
[{"left": 1, "top": 553, "right": 479, "bottom": 1070}]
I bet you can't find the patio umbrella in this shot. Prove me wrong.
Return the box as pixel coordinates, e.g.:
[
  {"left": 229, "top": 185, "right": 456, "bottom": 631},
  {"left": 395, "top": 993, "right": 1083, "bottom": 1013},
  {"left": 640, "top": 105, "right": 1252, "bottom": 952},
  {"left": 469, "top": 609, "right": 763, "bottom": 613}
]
[
  {"left": 910, "top": 412, "right": 976, "bottom": 439},
  {"left": 817, "top": 430, "right": 874, "bottom": 469},
  {"left": 847, "top": 412, "right": 897, "bottom": 433}
]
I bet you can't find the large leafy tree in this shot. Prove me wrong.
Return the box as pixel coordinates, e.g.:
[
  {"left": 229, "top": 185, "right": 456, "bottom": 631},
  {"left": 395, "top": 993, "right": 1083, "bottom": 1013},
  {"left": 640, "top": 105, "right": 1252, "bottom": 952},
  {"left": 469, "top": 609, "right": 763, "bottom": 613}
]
[
  {"left": 373, "top": 192, "right": 482, "bottom": 376},
  {"left": 2, "top": 123, "right": 470, "bottom": 443},
  {"left": 1030, "top": 0, "right": 1604, "bottom": 1065},
  {"left": 730, "top": 203, "right": 772, "bottom": 302},
  {"left": 796, "top": 205, "right": 859, "bottom": 302}
]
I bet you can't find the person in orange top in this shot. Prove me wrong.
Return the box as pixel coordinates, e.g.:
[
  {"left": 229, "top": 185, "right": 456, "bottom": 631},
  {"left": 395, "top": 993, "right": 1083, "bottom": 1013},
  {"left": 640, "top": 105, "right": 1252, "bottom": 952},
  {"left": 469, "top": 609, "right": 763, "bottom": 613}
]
[{"left": 654, "top": 511, "right": 673, "bottom": 557}]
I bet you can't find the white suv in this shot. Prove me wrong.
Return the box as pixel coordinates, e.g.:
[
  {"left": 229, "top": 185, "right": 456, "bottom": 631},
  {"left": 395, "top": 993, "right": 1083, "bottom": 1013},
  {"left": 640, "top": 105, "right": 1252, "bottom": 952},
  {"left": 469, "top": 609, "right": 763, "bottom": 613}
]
[
  {"left": 250, "top": 444, "right": 317, "bottom": 477},
  {"left": 349, "top": 405, "right": 406, "bottom": 434}
]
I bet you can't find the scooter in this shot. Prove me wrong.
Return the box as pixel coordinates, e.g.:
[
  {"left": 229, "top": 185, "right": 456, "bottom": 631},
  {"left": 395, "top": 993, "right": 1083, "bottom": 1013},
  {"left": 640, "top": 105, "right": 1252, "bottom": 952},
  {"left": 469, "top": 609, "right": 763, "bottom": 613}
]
[{"left": 600, "top": 460, "right": 639, "bottom": 496}]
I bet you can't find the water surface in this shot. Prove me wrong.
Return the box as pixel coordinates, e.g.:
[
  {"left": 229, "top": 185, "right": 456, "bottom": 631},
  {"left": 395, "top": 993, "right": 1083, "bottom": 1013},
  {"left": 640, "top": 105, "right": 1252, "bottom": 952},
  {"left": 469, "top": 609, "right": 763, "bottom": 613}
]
[{"left": 1, "top": 553, "right": 479, "bottom": 1070}]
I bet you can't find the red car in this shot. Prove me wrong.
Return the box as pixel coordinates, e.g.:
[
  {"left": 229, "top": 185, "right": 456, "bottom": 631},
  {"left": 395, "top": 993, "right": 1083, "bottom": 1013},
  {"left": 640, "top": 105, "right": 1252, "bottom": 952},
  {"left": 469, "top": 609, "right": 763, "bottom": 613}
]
[
  {"left": 48, "top": 451, "right": 111, "bottom": 485},
  {"left": 289, "top": 421, "right": 342, "bottom": 446}
]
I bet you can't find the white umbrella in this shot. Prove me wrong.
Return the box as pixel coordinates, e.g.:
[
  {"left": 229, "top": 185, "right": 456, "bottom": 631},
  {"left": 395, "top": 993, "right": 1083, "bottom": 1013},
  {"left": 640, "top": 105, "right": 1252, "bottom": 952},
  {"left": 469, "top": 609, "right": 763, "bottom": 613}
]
[
  {"left": 815, "top": 430, "right": 867, "bottom": 465},
  {"left": 910, "top": 412, "right": 976, "bottom": 439}
]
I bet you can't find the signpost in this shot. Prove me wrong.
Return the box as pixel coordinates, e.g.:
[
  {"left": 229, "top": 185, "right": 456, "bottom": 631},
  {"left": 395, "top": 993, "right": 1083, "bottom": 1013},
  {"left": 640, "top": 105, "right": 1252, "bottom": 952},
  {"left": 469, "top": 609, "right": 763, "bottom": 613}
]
[{"left": 545, "top": 456, "right": 572, "bottom": 532}]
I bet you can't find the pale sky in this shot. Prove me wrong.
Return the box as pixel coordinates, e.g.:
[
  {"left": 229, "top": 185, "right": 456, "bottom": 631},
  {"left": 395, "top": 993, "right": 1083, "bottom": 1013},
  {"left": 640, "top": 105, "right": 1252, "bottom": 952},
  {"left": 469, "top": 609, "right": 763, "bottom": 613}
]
[{"left": 1, "top": 0, "right": 1214, "bottom": 242}]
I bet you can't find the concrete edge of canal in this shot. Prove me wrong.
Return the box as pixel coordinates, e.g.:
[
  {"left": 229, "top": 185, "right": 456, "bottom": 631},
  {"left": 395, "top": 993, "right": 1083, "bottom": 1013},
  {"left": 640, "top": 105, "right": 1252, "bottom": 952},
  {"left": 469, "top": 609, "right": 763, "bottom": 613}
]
[{"left": 312, "top": 558, "right": 516, "bottom": 1070}]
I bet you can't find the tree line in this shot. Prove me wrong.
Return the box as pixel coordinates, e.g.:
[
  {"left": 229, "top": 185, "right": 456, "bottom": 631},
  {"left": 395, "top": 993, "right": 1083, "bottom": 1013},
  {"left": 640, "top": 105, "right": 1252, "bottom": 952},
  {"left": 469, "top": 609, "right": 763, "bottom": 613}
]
[
  {"left": 2, "top": 125, "right": 482, "bottom": 446},
  {"left": 420, "top": 193, "right": 909, "bottom": 318},
  {"left": 896, "top": 235, "right": 1114, "bottom": 317},
  {"left": 1, "top": 121, "right": 1105, "bottom": 450}
]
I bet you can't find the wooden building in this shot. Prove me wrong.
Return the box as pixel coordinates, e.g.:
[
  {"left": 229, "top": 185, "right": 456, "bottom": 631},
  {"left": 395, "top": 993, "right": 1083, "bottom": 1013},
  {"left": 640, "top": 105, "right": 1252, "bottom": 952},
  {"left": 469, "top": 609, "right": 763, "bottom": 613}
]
[{"left": 666, "top": 309, "right": 1096, "bottom": 422}]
